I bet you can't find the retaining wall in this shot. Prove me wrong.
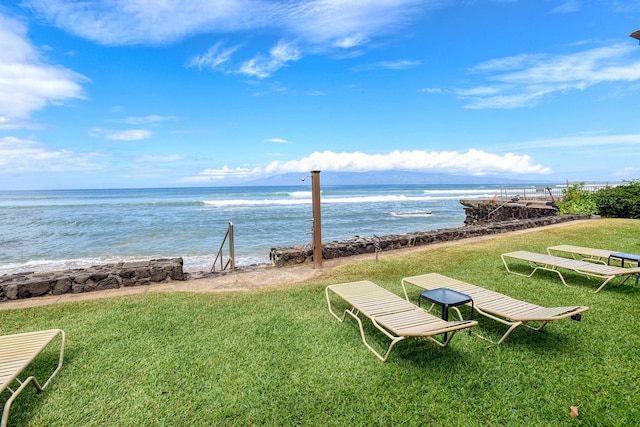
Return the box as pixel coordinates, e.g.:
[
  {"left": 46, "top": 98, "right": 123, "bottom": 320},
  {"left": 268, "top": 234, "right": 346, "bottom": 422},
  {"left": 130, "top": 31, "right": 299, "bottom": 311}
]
[
  {"left": 269, "top": 214, "right": 589, "bottom": 267},
  {"left": 0, "top": 258, "right": 185, "bottom": 302},
  {"left": 461, "top": 199, "right": 558, "bottom": 224}
]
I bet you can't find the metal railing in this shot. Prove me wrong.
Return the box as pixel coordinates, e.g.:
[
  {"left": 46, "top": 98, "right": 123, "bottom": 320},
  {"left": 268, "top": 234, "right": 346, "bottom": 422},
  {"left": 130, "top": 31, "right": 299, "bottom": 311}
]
[
  {"left": 211, "top": 222, "right": 235, "bottom": 273},
  {"left": 497, "top": 183, "right": 615, "bottom": 202}
]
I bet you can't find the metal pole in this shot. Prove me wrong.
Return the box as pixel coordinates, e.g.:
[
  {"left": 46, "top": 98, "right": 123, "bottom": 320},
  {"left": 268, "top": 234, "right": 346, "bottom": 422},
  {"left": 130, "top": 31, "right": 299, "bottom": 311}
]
[{"left": 311, "top": 171, "right": 322, "bottom": 269}]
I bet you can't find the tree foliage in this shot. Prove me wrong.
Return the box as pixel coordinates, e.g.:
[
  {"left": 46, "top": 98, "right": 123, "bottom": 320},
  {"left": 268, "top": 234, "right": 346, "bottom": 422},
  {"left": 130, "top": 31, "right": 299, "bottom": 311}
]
[
  {"left": 594, "top": 180, "right": 640, "bottom": 219},
  {"left": 556, "top": 183, "right": 598, "bottom": 215}
]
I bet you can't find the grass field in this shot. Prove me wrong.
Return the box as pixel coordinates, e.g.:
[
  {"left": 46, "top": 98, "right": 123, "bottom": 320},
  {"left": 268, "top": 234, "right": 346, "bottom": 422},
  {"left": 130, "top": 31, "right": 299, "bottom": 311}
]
[{"left": 2, "top": 218, "right": 639, "bottom": 426}]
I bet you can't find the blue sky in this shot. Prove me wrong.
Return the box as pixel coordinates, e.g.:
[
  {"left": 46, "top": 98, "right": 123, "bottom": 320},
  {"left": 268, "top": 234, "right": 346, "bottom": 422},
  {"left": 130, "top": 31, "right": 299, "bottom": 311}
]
[{"left": 1, "top": 0, "right": 639, "bottom": 190}]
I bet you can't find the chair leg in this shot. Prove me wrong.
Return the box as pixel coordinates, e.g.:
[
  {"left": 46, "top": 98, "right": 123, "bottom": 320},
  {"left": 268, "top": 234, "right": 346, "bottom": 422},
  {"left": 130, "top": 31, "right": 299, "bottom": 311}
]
[
  {"left": 496, "top": 321, "right": 524, "bottom": 345},
  {"left": 426, "top": 331, "right": 456, "bottom": 348},
  {"left": 2, "top": 376, "right": 43, "bottom": 427},
  {"left": 595, "top": 276, "right": 616, "bottom": 293},
  {"left": 1, "top": 330, "right": 65, "bottom": 427},
  {"left": 346, "top": 309, "right": 403, "bottom": 362}
]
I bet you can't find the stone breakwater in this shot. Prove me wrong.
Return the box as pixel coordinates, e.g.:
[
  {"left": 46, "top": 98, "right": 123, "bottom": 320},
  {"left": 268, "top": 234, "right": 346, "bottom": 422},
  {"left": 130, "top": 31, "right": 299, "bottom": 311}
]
[
  {"left": 0, "top": 258, "right": 184, "bottom": 302},
  {"left": 269, "top": 214, "right": 589, "bottom": 267}
]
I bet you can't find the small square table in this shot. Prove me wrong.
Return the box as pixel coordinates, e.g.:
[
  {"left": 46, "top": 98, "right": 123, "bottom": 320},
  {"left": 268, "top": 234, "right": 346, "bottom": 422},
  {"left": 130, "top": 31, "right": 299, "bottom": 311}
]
[
  {"left": 418, "top": 288, "right": 474, "bottom": 340},
  {"left": 608, "top": 252, "right": 640, "bottom": 285},
  {"left": 608, "top": 252, "right": 640, "bottom": 268}
]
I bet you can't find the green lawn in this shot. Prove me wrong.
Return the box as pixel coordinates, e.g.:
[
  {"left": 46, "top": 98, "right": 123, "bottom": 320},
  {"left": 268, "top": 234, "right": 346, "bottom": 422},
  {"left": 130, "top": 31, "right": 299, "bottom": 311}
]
[{"left": 2, "top": 218, "right": 640, "bottom": 426}]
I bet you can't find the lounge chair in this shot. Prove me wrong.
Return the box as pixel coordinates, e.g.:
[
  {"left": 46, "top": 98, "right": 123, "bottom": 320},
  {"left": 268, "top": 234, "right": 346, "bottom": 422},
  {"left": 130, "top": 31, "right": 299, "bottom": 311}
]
[
  {"left": 1, "top": 329, "right": 66, "bottom": 427},
  {"left": 546, "top": 244, "right": 616, "bottom": 264},
  {"left": 401, "top": 273, "right": 589, "bottom": 344},
  {"left": 547, "top": 244, "right": 640, "bottom": 267},
  {"left": 325, "top": 280, "right": 477, "bottom": 361},
  {"left": 501, "top": 250, "right": 640, "bottom": 293}
]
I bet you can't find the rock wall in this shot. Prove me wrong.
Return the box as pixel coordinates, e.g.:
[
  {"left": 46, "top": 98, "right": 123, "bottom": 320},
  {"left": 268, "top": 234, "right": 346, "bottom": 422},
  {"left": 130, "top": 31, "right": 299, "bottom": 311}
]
[
  {"left": 0, "top": 258, "right": 185, "bottom": 302},
  {"left": 461, "top": 199, "right": 558, "bottom": 225},
  {"left": 269, "top": 214, "right": 589, "bottom": 267}
]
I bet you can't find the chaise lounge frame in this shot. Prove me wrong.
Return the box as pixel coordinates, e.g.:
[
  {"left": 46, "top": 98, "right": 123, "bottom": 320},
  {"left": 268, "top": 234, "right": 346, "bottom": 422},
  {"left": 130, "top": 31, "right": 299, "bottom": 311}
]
[
  {"left": 401, "top": 273, "right": 588, "bottom": 344},
  {"left": 546, "top": 244, "right": 616, "bottom": 264},
  {"left": 0, "top": 329, "right": 66, "bottom": 427},
  {"left": 501, "top": 250, "right": 640, "bottom": 293},
  {"left": 326, "top": 281, "right": 477, "bottom": 361}
]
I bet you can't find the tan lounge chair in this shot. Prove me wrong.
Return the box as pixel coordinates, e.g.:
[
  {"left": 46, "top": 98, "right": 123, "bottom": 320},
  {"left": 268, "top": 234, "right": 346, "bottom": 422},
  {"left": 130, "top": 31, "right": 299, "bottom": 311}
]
[
  {"left": 1, "top": 329, "right": 66, "bottom": 427},
  {"left": 325, "top": 281, "right": 477, "bottom": 361},
  {"left": 501, "top": 250, "right": 640, "bottom": 293},
  {"left": 547, "top": 244, "right": 640, "bottom": 267},
  {"left": 547, "top": 244, "right": 616, "bottom": 264},
  {"left": 401, "top": 273, "right": 588, "bottom": 344}
]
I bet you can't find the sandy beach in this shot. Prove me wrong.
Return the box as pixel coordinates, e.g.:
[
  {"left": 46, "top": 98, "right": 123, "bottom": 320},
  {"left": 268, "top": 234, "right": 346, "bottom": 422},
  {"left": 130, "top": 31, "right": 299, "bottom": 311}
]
[{"left": 0, "top": 220, "right": 587, "bottom": 311}]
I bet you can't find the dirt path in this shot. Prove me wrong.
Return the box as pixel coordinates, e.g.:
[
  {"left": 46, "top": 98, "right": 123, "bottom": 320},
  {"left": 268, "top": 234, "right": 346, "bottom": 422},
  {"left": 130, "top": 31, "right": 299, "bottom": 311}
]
[{"left": 0, "top": 220, "right": 588, "bottom": 311}]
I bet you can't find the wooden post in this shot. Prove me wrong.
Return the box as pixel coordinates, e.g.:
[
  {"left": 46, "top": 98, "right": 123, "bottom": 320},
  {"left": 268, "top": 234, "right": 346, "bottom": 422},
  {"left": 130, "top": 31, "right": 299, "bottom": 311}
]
[{"left": 311, "top": 171, "right": 322, "bottom": 269}]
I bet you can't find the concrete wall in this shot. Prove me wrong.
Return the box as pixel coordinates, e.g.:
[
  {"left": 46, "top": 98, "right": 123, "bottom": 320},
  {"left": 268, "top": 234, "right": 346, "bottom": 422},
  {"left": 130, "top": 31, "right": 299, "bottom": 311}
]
[{"left": 0, "top": 258, "right": 185, "bottom": 302}]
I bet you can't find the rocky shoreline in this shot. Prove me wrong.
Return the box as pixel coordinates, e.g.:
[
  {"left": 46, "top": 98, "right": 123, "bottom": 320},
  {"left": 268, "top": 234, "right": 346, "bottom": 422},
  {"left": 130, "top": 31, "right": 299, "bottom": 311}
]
[{"left": 1, "top": 214, "right": 589, "bottom": 302}]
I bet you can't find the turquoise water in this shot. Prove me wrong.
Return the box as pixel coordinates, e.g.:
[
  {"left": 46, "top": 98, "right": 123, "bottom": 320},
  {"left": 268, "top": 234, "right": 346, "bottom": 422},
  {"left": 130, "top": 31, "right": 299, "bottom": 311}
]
[{"left": 0, "top": 184, "right": 516, "bottom": 274}]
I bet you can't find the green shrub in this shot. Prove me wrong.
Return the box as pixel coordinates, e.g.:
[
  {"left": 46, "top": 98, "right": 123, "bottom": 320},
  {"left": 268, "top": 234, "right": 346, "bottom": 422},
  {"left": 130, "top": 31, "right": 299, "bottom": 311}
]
[
  {"left": 556, "top": 183, "right": 598, "bottom": 215},
  {"left": 594, "top": 180, "right": 640, "bottom": 218}
]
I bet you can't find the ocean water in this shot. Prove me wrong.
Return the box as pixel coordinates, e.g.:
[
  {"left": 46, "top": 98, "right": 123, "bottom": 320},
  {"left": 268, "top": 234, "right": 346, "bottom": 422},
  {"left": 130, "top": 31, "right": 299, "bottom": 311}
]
[{"left": 0, "top": 184, "right": 512, "bottom": 275}]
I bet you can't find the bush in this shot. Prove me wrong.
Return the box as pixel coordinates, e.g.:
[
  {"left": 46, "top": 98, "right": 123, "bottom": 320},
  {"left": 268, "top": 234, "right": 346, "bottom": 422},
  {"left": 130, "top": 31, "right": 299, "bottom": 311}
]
[
  {"left": 556, "top": 183, "right": 598, "bottom": 215},
  {"left": 594, "top": 180, "right": 640, "bottom": 218}
]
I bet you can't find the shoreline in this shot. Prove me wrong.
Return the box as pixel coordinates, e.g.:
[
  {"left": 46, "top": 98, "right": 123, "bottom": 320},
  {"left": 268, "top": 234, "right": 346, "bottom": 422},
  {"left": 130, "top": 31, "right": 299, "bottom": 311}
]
[{"left": 0, "top": 219, "right": 593, "bottom": 311}]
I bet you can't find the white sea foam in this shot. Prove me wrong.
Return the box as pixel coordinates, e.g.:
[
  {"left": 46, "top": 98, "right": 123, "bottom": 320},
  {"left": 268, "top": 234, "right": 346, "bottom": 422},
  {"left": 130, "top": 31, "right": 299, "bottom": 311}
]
[
  {"left": 423, "top": 189, "right": 492, "bottom": 195},
  {"left": 204, "top": 199, "right": 311, "bottom": 206},
  {"left": 0, "top": 185, "right": 505, "bottom": 276},
  {"left": 289, "top": 191, "right": 312, "bottom": 198},
  {"left": 183, "top": 254, "right": 270, "bottom": 273},
  {"left": 204, "top": 194, "right": 436, "bottom": 207},
  {"left": 389, "top": 211, "right": 433, "bottom": 217}
]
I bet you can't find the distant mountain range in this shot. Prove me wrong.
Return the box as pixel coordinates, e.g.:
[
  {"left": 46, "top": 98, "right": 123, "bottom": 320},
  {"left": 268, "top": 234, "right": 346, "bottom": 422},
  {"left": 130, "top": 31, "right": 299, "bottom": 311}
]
[{"left": 242, "top": 171, "right": 554, "bottom": 186}]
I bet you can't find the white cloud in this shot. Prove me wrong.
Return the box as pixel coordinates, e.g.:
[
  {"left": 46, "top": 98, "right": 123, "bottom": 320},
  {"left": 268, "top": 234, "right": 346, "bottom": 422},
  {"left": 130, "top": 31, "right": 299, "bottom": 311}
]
[
  {"left": 189, "top": 40, "right": 302, "bottom": 78},
  {"left": 185, "top": 149, "right": 550, "bottom": 182},
  {"left": 263, "top": 149, "right": 550, "bottom": 175},
  {"left": 119, "top": 115, "right": 178, "bottom": 125},
  {"left": 284, "top": 0, "right": 425, "bottom": 46},
  {"left": 239, "top": 41, "right": 302, "bottom": 78},
  {"left": 23, "top": 0, "right": 428, "bottom": 78},
  {"left": 0, "top": 13, "right": 87, "bottom": 128},
  {"left": 90, "top": 128, "right": 152, "bottom": 141},
  {"left": 190, "top": 165, "right": 263, "bottom": 181},
  {"left": 378, "top": 60, "right": 421, "bottom": 70},
  {"left": 354, "top": 59, "right": 421, "bottom": 71},
  {"left": 22, "top": 0, "right": 250, "bottom": 46},
  {"left": 135, "top": 154, "right": 185, "bottom": 163},
  {"left": 22, "top": 0, "right": 426, "bottom": 46},
  {"left": 187, "top": 42, "right": 240, "bottom": 71},
  {"left": 333, "top": 34, "right": 368, "bottom": 49},
  {"left": 456, "top": 86, "right": 504, "bottom": 97},
  {"left": 266, "top": 138, "right": 293, "bottom": 144},
  {"left": 421, "top": 87, "right": 445, "bottom": 94},
  {"left": 0, "top": 136, "right": 104, "bottom": 174},
  {"left": 459, "top": 44, "right": 640, "bottom": 109}
]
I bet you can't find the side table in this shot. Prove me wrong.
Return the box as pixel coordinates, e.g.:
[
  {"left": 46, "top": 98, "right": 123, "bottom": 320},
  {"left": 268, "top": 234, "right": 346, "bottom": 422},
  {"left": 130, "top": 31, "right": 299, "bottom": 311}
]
[
  {"left": 418, "top": 288, "right": 474, "bottom": 340},
  {"left": 608, "top": 252, "right": 640, "bottom": 267},
  {"left": 608, "top": 253, "right": 640, "bottom": 285}
]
